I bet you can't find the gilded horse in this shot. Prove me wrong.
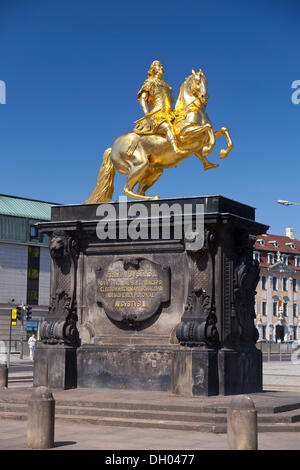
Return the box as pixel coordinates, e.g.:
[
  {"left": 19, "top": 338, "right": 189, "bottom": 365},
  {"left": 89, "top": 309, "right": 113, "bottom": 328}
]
[{"left": 86, "top": 69, "right": 233, "bottom": 202}]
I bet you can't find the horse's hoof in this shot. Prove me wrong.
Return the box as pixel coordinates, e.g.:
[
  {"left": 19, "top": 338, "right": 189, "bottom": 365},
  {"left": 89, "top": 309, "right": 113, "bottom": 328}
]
[
  {"left": 204, "top": 163, "right": 219, "bottom": 171},
  {"left": 219, "top": 149, "right": 229, "bottom": 159}
]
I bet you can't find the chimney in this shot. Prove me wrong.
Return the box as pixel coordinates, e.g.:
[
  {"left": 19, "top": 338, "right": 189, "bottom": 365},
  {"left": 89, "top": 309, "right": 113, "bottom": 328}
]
[{"left": 286, "top": 227, "right": 295, "bottom": 239}]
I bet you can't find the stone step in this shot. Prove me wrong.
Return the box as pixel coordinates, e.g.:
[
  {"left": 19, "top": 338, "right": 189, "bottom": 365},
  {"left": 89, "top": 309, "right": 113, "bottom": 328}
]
[
  {"left": 2, "top": 391, "right": 300, "bottom": 415},
  {"left": 2, "top": 408, "right": 300, "bottom": 433},
  {"left": 0, "top": 409, "right": 225, "bottom": 433},
  {"left": 8, "top": 376, "right": 33, "bottom": 383},
  {"left": 53, "top": 414, "right": 300, "bottom": 433},
  {"left": 1, "top": 402, "right": 300, "bottom": 426},
  {"left": 0, "top": 402, "right": 227, "bottom": 423},
  {"left": 0, "top": 411, "right": 27, "bottom": 422},
  {"left": 258, "top": 410, "right": 300, "bottom": 423},
  {"left": 45, "top": 405, "right": 229, "bottom": 424}
]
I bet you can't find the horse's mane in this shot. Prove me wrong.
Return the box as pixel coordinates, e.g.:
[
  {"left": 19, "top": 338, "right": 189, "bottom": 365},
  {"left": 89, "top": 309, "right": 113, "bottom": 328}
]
[{"left": 175, "top": 75, "right": 193, "bottom": 113}]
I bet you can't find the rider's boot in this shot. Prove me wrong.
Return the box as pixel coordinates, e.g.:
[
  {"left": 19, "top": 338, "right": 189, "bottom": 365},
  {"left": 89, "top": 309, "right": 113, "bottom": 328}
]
[{"left": 167, "top": 129, "right": 186, "bottom": 155}]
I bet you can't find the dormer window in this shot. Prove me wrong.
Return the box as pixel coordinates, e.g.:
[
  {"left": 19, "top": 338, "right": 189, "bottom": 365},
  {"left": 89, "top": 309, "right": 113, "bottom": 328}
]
[
  {"left": 256, "top": 238, "right": 265, "bottom": 246},
  {"left": 286, "top": 242, "right": 295, "bottom": 249},
  {"left": 268, "top": 240, "right": 279, "bottom": 248}
]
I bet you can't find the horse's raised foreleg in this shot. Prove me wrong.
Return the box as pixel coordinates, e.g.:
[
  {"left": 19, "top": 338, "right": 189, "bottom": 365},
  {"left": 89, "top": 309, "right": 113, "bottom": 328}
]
[
  {"left": 214, "top": 126, "right": 233, "bottom": 159},
  {"left": 179, "top": 123, "right": 216, "bottom": 159}
]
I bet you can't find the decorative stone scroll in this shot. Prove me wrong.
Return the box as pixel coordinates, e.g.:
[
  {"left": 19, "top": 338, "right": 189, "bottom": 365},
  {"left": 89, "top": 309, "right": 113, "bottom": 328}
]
[
  {"left": 40, "top": 230, "right": 80, "bottom": 346},
  {"left": 96, "top": 258, "right": 170, "bottom": 324}
]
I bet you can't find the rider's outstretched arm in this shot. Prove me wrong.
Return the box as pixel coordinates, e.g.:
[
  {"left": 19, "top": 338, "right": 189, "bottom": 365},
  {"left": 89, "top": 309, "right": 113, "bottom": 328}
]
[{"left": 139, "top": 92, "right": 149, "bottom": 114}]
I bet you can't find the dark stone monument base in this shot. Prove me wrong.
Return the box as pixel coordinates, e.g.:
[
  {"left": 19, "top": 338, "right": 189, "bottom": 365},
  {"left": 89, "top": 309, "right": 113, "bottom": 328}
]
[
  {"left": 36, "top": 195, "right": 269, "bottom": 395},
  {"left": 33, "top": 344, "right": 77, "bottom": 390},
  {"left": 77, "top": 345, "right": 262, "bottom": 396},
  {"left": 172, "top": 347, "right": 219, "bottom": 397},
  {"left": 218, "top": 347, "right": 263, "bottom": 395},
  {"left": 77, "top": 344, "right": 177, "bottom": 391}
]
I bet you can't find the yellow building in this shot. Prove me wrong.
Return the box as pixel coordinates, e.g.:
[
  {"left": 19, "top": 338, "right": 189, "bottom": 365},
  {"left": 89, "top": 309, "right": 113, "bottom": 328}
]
[{"left": 254, "top": 228, "right": 300, "bottom": 342}]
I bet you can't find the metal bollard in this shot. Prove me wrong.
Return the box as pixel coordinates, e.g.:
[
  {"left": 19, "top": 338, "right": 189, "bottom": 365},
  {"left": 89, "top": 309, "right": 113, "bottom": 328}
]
[
  {"left": 227, "top": 395, "right": 258, "bottom": 450},
  {"left": 0, "top": 364, "right": 8, "bottom": 388},
  {"left": 27, "top": 386, "right": 55, "bottom": 449}
]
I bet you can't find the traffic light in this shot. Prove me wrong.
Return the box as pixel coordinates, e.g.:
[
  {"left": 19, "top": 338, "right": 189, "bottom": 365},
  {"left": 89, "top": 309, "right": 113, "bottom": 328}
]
[
  {"left": 16, "top": 306, "right": 22, "bottom": 321},
  {"left": 11, "top": 308, "right": 17, "bottom": 326},
  {"left": 26, "top": 306, "right": 32, "bottom": 321}
]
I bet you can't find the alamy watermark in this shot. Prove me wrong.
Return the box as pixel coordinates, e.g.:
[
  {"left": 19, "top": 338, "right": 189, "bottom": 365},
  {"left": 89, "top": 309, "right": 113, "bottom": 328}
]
[
  {"left": 0, "top": 80, "right": 6, "bottom": 104},
  {"left": 291, "top": 80, "right": 300, "bottom": 105},
  {"left": 95, "top": 197, "right": 204, "bottom": 250}
]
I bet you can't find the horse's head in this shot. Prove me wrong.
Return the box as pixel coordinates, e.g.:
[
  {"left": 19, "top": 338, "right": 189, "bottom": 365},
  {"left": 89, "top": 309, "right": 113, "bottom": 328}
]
[
  {"left": 190, "top": 69, "right": 209, "bottom": 105},
  {"left": 175, "top": 69, "right": 209, "bottom": 113}
]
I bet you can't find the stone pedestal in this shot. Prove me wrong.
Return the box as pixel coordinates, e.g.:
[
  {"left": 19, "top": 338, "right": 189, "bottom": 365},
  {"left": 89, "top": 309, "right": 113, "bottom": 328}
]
[
  {"left": 77, "top": 345, "right": 176, "bottom": 391},
  {"left": 172, "top": 347, "right": 219, "bottom": 396},
  {"left": 218, "top": 347, "right": 263, "bottom": 395},
  {"left": 34, "top": 344, "right": 77, "bottom": 390},
  {"left": 36, "top": 195, "right": 268, "bottom": 395}
]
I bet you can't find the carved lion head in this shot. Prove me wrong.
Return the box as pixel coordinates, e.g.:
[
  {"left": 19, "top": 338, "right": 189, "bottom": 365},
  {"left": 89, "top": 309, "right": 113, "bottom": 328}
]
[{"left": 50, "top": 232, "right": 66, "bottom": 260}]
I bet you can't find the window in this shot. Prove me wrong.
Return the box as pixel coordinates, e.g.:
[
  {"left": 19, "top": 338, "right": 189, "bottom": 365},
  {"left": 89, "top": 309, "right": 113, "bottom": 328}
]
[
  {"left": 283, "top": 277, "right": 287, "bottom": 292},
  {"left": 283, "top": 303, "right": 288, "bottom": 317},
  {"left": 285, "top": 243, "right": 295, "bottom": 250},
  {"left": 296, "top": 257, "right": 300, "bottom": 268},
  {"left": 293, "top": 326, "right": 297, "bottom": 341},
  {"left": 262, "top": 325, "right": 266, "bottom": 340},
  {"left": 282, "top": 255, "right": 289, "bottom": 266},
  {"left": 253, "top": 251, "right": 260, "bottom": 262},
  {"left": 27, "top": 246, "right": 40, "bottom": 306},
  {"left": 293, "top": 279, "right": 297, "bottom": 292},
  {"left": 30, "top": 225, "right": 38, "bottom": 239},
  {"left": 262, "top": 301, "right": 267, "bottom": 316},
  {"left": 293, "top": 304, "right": 297, "bottom": 317},
  {"left": 273, "top": 277, "right": 277, "bottom": 291},
  {"left": 273, "top": 301, "right": 277, "bottom": 317},
  {"left": 261, "top": 275, "right": 266, "bottom": 290},
  {"left": 268, "top": 253, "right": 275, "bottom": 265}
]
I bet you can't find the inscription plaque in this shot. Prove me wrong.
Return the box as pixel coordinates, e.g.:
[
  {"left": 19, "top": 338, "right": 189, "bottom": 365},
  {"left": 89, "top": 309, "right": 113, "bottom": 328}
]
[{"left": 96, "top": 258, "right": 170, "bottom": 323}]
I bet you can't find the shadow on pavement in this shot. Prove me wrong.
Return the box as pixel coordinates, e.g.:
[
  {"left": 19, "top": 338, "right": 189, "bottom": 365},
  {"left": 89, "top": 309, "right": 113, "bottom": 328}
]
[{"left": 54, "top": 441, "right": 77, "bottom": 448}]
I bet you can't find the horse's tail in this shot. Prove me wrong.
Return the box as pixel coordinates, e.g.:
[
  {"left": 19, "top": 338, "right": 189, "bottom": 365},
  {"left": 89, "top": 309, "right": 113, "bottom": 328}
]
[{"left": 85, "top": 148, "right": 115, "bottom": 203}]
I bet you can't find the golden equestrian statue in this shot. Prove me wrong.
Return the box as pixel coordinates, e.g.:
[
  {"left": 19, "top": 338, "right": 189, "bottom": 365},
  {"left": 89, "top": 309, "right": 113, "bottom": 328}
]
[{"left": 86, "top": 60, "right": 233, "bottom": 202}]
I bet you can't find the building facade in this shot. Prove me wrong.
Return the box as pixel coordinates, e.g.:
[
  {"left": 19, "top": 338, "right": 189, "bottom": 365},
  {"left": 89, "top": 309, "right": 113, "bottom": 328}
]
[
  {"left": 254, "top": 228, "right": 300, "bottom": 343},
  {"left": 0, "top": 194, "right": 57, "bottom": 351}
]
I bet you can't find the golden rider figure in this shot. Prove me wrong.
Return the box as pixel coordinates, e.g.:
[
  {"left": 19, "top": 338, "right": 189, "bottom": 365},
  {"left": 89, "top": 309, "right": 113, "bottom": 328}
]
[{"left": 134, "top": 60, "right": 184, "bottom": 154}]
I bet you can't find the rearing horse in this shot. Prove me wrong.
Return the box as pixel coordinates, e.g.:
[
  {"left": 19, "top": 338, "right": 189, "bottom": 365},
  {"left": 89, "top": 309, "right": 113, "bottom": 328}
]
[{"left": 86, "top": 69, "right": 233, "bottom": 202}]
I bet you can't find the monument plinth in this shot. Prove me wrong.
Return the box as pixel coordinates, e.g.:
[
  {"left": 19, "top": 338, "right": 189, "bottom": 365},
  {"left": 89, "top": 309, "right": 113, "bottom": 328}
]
[{"left": 35, "top": 196, "right": 268, "bottom": 396}]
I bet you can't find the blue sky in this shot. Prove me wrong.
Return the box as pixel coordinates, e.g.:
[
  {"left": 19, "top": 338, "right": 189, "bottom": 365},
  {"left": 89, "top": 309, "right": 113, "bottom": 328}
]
[{"left": 0, "top": 0, "right": 299, "bottom": 237}]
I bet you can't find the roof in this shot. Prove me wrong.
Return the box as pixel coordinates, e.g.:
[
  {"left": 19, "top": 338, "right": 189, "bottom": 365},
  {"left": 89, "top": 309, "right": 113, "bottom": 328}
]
[
  {"left": 254, "top": 233, "right": 300, "bottom": 254},
  {"left": 0, "top": 194, "right": 59, "bottom": 221},
  {"left": 254, "top": 233, "right": 300, "bottom": 272}
]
